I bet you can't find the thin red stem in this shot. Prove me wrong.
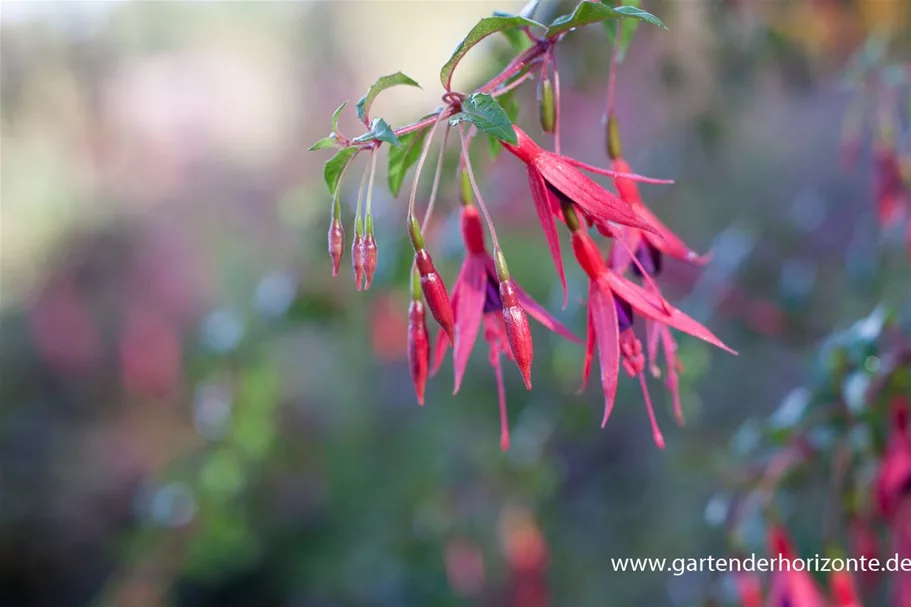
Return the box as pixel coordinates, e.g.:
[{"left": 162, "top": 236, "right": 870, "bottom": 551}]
[
  {"left": 407, "top": 113, "right": 446, "bottom": 220},
  {"left": 458, "top": 125, "right": 500, "bottom": 250}
]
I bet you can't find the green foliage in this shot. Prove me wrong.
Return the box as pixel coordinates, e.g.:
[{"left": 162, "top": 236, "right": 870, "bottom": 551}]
[
  {"left": 449, "top": 93, "right": 517, "bottom": 145},
  {"left": 323, "top": 147, "right": 358, "bottom": 198},
  {"left": 487, "top": 89, "right": 519, "bottom": 158},
  {"left": 387, "top": 127, "right": 430, "bottom": 196},
  {"left": 440, "top": 14, "right": 543, "bottom": 90},
  {"left": 602, "top": 0, "right": 643, "bottom": 62},
  {"left": 355, "top": 72, "right": 420, "bottom": 124},
  {"left": 353, "top": 118, "right": 401, "bottom": 147},
  {"left": 547, "top": 1, "right": 665, "bottom": 39}
]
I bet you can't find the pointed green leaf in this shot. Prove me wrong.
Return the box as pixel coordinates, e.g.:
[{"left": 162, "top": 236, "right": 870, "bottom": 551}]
[
  {"left": 324, "top": 147, "right": 358, "bottom": 198},
  {"left": 493, "top": 11, "right": 535, "bottom": 52},
  {"left": 440, "top": 15, "right": 544, "bottom": 90},
  {"left": 354, "top": 118, "right": 401, "bottom": 147},
  {"left": 449, "top": 93, "right": 517, "bottom": 145},
  {"left": 387, "top": 127, "right": 429, "bottom": 196},
  {"left": 308, "top": 136, "right": 338, "bottom": 151},
  {"left": 602, "top": 0, "right": 643, "bottom": 62},
  {"left": 331, "top": 101, "right": 348, "bottom": 133},
  {"left": 487, "top": 89, "right": 519, "bottom": 158},
  {"left": 546, "top": 2, "right": 665, "bottom": 39},
  {"left": 356, "top": 72, "right": 420, "bottom": 124}
]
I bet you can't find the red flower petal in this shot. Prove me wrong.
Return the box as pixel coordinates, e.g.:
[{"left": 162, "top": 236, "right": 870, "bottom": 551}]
[
  {"left": 589, "top": 280, "right": 620, "bottom": 427},
  {"left": 527, "top": 166, "right": 568, "bottom": 308},
  {"left": 452, "top": 257, "right": 487, "bottom": 394},
  {"left": 579, "top": 304, "right": 595, "bottom": 395},
  {"left": 536, "top": 153, "right": 659, "bottom": 234},
  {"left": 565, "top": 156, "right": 675, "bottom": 185},
  {"left": 603, "top": 271, "right": 737, "bottom": 355}
]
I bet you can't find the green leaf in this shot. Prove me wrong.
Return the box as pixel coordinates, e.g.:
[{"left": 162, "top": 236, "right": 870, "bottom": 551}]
[
  {"left": 387, "top": 127, "right": 429, "bottom": 197},
  {"left": 308, "top": 136, "right": 337, "bottom": 151},
  {"left": 324, "top": 147, "right": 358, "bottom": 197},
  {"left": 449, "top": 93, "right": 517, "bottom": 145},
  {"left": 602, "top": 0, "right": 643, "bottom": 62},
  {"left": 331, "top": 101, "right": 348, "bottom": 132},
  {"left": 487, "top": 89, "right": 519, "bottom": 158},
  {"left": 356, "top": 72, "right": 420, "bottom": 124},
  {"left": 492, "top": 11, "right": 535, "bottom": 52},
  {"left": 354, "top": 117, "right": 402, "bottom": 147},
  {"left": 440, "top": 15, "right": 543, "bottom": 90},
  {"left": 546, "top": 1, "right": 665, "bottom": 39}
]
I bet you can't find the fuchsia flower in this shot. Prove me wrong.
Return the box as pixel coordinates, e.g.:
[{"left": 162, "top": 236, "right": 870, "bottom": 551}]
[
  {"left": 873, "top": 145, "right": 909, "bottom": 228},
  {"left": 565, "top": 204, "right": 735, "bottom": 448},
  {"left": 501, "top": 125, "right": 673, "bottom": 305},
  {"left": 432, "top": 204, "right": 579, "bottom": 450},
  {"left": 875, "top": 399, "right": 911, "bottom": 520},
  {"left": 767, "top": 526, "right": 829, "bottom": 607}
]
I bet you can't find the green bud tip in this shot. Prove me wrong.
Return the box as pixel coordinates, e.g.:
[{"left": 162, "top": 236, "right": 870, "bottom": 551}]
[
  {"left": 494, "top": 248, "right": 510, "bottom": 282},
  {"left": 365, "top": 213, "right": 375, "bottom": 235},
  {"left": 538, "top": 77, "right": 556, "bottom": 134},
  {"left": 607, "top": 115, "right": 623, "bottom": 160},
  {"left": 460, "top": 166, "right": 473, "bottom": 207},
  {"left": 407, "top": 214, "right": 424, "bottom": 250},
  {"left": 563, "top": 202, "right": 581, "bottom": 233},
  {"left": 355, "top": 216, "right": 364, "bottom": 236}
]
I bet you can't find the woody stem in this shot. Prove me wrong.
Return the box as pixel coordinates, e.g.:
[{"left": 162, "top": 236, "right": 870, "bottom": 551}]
[{"left": 458, "top": 125, "right": 500, "bottom": 251}]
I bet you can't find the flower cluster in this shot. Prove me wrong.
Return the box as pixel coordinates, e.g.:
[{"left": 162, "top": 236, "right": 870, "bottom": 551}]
[
  {"left": 840, "top": 39, "right": 911, "bottom": 260},
  {"left": 311, "top": 1, "right": 735, "bottom": 450},
  {"left": 709, "top": 308, "right": 910, "bottom": 607}
]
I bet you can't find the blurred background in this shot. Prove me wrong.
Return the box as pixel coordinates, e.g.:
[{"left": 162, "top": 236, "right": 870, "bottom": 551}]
[{"left": 1, "top": 1, "right": 909, "bottom": 606}]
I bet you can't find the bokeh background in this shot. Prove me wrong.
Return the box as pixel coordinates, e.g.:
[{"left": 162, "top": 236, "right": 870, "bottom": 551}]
[{"left": 1, "top": 1, "right": 909, "bottom": 606}]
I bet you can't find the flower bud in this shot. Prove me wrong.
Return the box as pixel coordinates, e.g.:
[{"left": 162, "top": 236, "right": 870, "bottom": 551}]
[
  {"left": 460, "top": 166, "right": 473, "bottom": 207},
  {"left": 408, "top": 298, "right": 430, "bottom": 406},
  {"left": 495, "top": 251, "right": 533, "bottom": 389},
  {"left": 363, "top": 214, "right": 377, "bottom": 290},
  {"left": 606, "top": 115, "right": 623, "bottom": 161},
  {"left": 570, "top": 230, "right": 607, "bottom": 281},
  {"left": 538, "top": 76, "right": 556, "bottom": 135},
  {"left": 415, "top": 249, "right": 455, "bottom": 344},
  {"left": 328, "top": 217, "right": 344, "bottom": 277},
  {"left": 460, "top": 205, "right": 486, "bottom": 255},
  {"left": 352, "top": 230, "right": 365, "bottom": 291}
]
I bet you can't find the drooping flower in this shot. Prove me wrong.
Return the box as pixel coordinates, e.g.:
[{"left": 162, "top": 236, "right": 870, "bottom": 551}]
[
  {"left": 407, "top": 269, "right": 431, "bottom": 406},
  {"left": 732, "top": 571, "right": 764, "bottom": 607},
  {"left": 328, "top": 217, "right": 344, "bottom": 277},
  {"left": 432, "top": 204, "right": 579, "bottom": 449},
  {"left": 501, "top": 125, "right": 672, "bottom": 305},
  {"left": 603, "top": 115, "right": 711, "bottom": 276},
  {"left": 766, "top": 526, "right": 829, "bottom": 607},
  {"left": 567, "top": 205, "right": 735, "bottom": 447}
]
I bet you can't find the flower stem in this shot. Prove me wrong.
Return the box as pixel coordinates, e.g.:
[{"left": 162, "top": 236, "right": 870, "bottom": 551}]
[
  {"left": 458, "top": 125, "right": 499, "bottom": 251},
  {"left": 421, "top": 124, "right": 451, "bottom": 232},
  {"left": 604, "top": 20, "right": 620, "bottom": 123},
  {"left": 407, "top": 113, "right": 446, "bottom": 222},
  {"left": 550, "top": 52, "right": 562, "bottom": 155},
  {"left": 332, "top": 149, "right": 360, "bottom": 220},
  {"left": 365, "top": 147, "right": 378, "bottom": 217},
  {"left": 354, "top": 152, "right": 371, "bottom": 235}
]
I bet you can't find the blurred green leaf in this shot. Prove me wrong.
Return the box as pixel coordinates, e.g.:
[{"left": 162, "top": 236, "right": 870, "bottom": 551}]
[
  {"left": 324, "top": 147, "right": 358, "bottom": 198},
  {"left": 547, "top": 1, "right": 665, "bottom": 39},
  {"left": 602, "top": 0, "right": 642, "bottom": 62},
  {"left": 353, "top": 118, "right": 401, "bottom": 147},
  {"left": 308, "top": 136, "right": 337, "bottom": 151},
  {"left": 388, "top": 127, "right": 430, "bottom": 196}
]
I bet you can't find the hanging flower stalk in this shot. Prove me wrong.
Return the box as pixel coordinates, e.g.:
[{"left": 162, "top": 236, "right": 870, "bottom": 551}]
[{"left": 308, "top": 1, "right": 736, "bottom": 449}]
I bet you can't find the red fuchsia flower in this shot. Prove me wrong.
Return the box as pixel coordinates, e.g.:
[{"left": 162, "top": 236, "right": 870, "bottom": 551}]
[
  {"left": 892, "top": 498, "right": 911, "bottom": 607},
  {"left": 603, "top": 116, "right": 712, "bottom": 277},
  {"left": 829, "top": 566, "right": 863, "bottom": 607},
  {"left": 873, "top": 144, "right": 909, "bottom": 228},
  {"left": 848, "top": 516, "right": 879, "bottom": 588},
  {"left": 409, "top": 214, "right": 455, "bottom": 344},
  {"left": 732, "top": 571, "right": 763, "bottom": 607},
  {"left": 501, "top": 125, "right": 672, "bottom": 306},
  {"left": 566, "top": 205, "right": 735, "bottom": 448},
  {"left": 432, "top": 204, "right": 579, "bottom": 450},
  {"left": 766, "top": 525, "right": 828, "bottom": 607},
  {"left": 407, "top": 269, "right": 431, "bottom": 406},
  {"left": 875, "top": 399, "right": 911, "bottom": 520}
]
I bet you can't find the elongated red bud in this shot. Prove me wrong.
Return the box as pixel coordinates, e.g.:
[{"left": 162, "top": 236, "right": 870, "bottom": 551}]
[
  {"left": 570, "top": 230, "right": 607, "bottom": 281},
  {"left": 363, "top": 214, "right": 377, "bottom": 290},
  {"left": 328, "top": 217, "right": 344, "bottom": 277},
  {"left": 538, "top": 76, "right": 555, "bottom": 134},
  {"left": 408, "top": 298, "right": 430, "bottom": 406},
  {"left": 415, "top": 249, "right": 455, "bottom": 344},
  {"left": 460, "top": 205, "right": 486, "bottom": 255},
  {"left": 352, "top": 232, "right": 365, "bottom": 291},
  {"left": 495, "top": 250, "right": 533, "bottom": 389}
]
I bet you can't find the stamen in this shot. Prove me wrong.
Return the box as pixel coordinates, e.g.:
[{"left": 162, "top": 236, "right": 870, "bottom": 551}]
[
  {"left": 639, "top": 373, "right": 665, "bottom": 450},
  {"left": 492, "top": 348, "right": 510, "bottom": 451}
]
